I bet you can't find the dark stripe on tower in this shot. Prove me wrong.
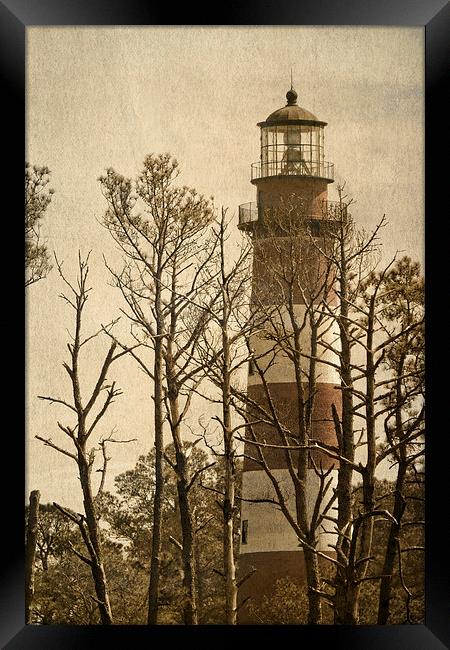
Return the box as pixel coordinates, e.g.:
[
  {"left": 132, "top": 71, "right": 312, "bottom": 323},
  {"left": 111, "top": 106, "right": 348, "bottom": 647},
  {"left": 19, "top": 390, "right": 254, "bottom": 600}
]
[
  {"left": 238, "top": 550, "right": 337, "bottom": 624},
  {"left": 244, "top": 381, "right": 340, "bottom": 471}
]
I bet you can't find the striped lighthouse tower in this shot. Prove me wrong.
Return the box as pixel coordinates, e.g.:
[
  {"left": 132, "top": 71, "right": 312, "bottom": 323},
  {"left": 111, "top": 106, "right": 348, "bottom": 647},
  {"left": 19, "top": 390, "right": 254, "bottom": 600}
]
[{"left": 237, "top": 85, "right": 341, "bottom": 623}]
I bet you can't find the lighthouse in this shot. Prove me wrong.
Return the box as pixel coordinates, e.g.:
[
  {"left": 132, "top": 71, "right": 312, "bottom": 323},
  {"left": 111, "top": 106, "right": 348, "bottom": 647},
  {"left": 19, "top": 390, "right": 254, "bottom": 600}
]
[{"left": 237, "top": 86, "right": 341, "bottom": 623}]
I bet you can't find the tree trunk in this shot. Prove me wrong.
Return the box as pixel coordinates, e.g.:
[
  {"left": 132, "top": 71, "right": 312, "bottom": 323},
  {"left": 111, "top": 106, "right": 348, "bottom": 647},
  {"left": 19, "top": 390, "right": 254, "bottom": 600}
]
[
  {"left": 194, "top": 532, "right": 206, "bottom": 623},
  {"left": 304, "top": 546, "right": 323, "bottom": 624},
  {"left": 339, "top": 301, "right": 377, "bottom": 627},
  {"left": 336, "top": 583, "right": 360, "bottom": 625},
  {"left": 358, "top": 306, "right": 377, "bottom": 584},
  {"left": 147, "top": 310, "right": 164, "bottom": 624},
  {"left": 334, "top": 247, "right": 356, "bottom": 624},
  {"left": 221, "top": 299, "right": 238, "bottom": 625},
  {"left": 79, "top": 453, "right": 113, "bottom": 625},
  {"left": 167, "top": 374, "right": 198, "bottom": 625},
  {"left": 292, "top": 326, "right": 322, "bottom": 624},
  {"left": 377, "top": 462, "right": 407, "bottom": 623},
  {"left": 223, "top": 444, "right": 237, "bottom": 624},
  {"left": 90, "top": 561, "right": 113, "bottom": 625},
  {"left": 176, "top": 455, "right": 197, "bottom": 625},
  {"left": 378, "top": 354, "right": 408, "bottom": 624},
  {"left": 25, "top": 490, "right": 40, "bottom": 624}
]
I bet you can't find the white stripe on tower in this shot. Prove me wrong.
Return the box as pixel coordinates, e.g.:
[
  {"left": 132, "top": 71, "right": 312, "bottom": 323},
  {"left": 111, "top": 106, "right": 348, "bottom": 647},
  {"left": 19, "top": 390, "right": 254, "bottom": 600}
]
[
  {"left": 247, "top": 304, "right": 340, "bottom": 388},
  {"left": 240, "top": 469, "right": 338, "bottom": 554}
]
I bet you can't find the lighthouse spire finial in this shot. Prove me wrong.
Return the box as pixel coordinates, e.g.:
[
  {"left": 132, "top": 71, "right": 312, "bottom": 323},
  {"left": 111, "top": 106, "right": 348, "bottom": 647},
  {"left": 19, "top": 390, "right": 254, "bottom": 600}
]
[{"left": 286, "top": 70, "right": 298, "bottom": 106}]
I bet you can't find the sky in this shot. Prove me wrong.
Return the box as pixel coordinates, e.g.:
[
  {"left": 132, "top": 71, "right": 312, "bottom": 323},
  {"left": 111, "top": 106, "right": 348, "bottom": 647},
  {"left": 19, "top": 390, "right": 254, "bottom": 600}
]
[{"left": 26, "top": 26, "right": 424, "bottom": 510}]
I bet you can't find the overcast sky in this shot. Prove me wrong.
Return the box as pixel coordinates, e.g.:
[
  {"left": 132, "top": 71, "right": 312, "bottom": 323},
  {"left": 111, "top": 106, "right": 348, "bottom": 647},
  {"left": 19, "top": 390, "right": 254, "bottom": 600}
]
[{"left": 26, "top": 26, "right": 424, "bottom": 510}]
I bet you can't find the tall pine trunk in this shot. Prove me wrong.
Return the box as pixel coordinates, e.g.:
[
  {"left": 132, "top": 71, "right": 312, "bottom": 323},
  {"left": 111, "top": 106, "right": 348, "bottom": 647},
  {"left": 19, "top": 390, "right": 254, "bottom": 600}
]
[
  {"left": 25, "top": 490, "right": 40, "bottom": 624},
  {"left": 147, "top": 300, "right": 164, "bottom": 624},
  {"left": 293, "top": 325, "right": 322, "bottom": 625},
  {"left": 167, "top": 372, "right": 198, "bottom": 625},
  {"left": 223, "top": 446, "right": 237, "bottom": 625},
  {"left": 304, "top": 547, "right": 322, "bottom": 624},
  {"left": 221, "top": 295, "right": 238, "bottom": 625},
  {"left": 175, "top": 446, "right": 197, "bottom": 625},
  {"left": 377, "top": 463, "right": 406, "bottom": 624},
  {"left": 334, "top": 234, "right": 356, "bottom": 624},
  {"left": 378, "top": 361, "right": 408, "bottom": 624}
]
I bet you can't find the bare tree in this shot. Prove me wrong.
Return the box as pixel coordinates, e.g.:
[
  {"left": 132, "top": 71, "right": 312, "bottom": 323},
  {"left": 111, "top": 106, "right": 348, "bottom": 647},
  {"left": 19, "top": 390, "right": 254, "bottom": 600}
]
[
  {"left": 311, "top": 188, "right": 387, "bottom": 623},
  {"left": 25, "top": 163, "right": 53, "bottom": 287},
  {"left": 195, "top": 209, "right": 255, "bottom": 624},
  {"left": 99, "top": 154, "right": 217, "bottom": 624},
  {"left": 309, "top": 191, "right": 424, "bottom": 624},
  {"left": 25, "top": 490, "right": 40, "bottom": 623},
  {"left": 337, "top": 258, "right": 422, "bottom": 624},
  {"left": 36, "top": 252, "right": 130, "bottom": 625}
]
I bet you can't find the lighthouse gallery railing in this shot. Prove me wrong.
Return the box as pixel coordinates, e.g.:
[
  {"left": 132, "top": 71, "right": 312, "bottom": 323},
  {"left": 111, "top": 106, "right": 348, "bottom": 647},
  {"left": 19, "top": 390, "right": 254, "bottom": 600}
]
[{"left": 238, "top": 199, "right": 346, "bottom": 228}]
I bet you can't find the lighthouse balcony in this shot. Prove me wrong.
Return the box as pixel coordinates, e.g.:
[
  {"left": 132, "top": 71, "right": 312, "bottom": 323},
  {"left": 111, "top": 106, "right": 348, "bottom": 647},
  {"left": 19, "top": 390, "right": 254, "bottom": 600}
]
[
  {"left": 251, "top": 159, "right": 334, "bottom": 183},
  {"left": 238, "top": 199, "right": 347, "bottom": 231},
  {"left": 238, "top": 202, "right": 260, "bottom": 230}
]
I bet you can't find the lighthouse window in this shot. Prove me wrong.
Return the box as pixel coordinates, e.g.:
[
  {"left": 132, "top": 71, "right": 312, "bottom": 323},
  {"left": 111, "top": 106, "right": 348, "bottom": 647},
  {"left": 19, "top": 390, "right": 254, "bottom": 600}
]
[
  {"left": 242, "top": 520, "right": 249, "bottom": 544},
  {"left": 309, "top": 220, "right": 321, "bottom": 236}
]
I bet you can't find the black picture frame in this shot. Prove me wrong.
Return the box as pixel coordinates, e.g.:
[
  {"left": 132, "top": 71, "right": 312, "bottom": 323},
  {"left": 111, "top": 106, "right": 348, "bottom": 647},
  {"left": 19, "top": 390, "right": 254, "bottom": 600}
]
[{"left": 1, "top": 1, "right": 448, "bottom": 647}]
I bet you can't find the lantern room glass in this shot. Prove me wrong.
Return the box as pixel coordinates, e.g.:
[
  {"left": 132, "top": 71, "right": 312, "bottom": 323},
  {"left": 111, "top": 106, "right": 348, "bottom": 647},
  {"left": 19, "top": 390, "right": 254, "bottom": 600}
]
[{"left": 260, "top": 124, "right": 325, "bottom": 177}]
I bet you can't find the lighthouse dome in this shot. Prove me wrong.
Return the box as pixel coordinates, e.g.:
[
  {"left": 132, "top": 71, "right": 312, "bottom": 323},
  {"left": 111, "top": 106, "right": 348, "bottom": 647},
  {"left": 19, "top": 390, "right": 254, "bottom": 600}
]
[
  {"left": 265, "top": 103, "right": 318, "bottom": 123},
  {"left": 261, "top": 87, "right": 323, "bottom": 126},
  {"left": 266, "top": 87, "right": 318, "bottom": 122}
]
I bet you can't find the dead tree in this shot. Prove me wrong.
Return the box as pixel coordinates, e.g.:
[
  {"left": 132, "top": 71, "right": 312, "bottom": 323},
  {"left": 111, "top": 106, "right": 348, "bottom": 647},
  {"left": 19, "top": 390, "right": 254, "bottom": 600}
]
[
  {"left": 160, "top": 237, "right": 221, "bottom": 625},
  {"left": 342, "top": 259, "right": 423, "bottom": 624},
  {"left": 25, "top": 490, "right": 40, "bottom": 623},
  {"left": 311, "top": 192, "right": 425, "bottom": 624},
  {"left": 308, "top": 188, "right": 388, "bottom": 623},
  {"left": 195, "top": 209, "right": 255, "bottom": 624},
  {"left": 100, "top": 154, "right": 218, "bottom": 625},
  {"left": 36, "top": 252, "right": 130, "bottom": 625},
  {"left": 328, "top": 191, "right": 358, "bottom": 623}
]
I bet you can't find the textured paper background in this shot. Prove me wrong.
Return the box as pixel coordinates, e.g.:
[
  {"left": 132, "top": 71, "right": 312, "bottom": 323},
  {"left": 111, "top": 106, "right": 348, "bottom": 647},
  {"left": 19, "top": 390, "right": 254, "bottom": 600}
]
[{"left": 26, "top": 26, "right": 424, "bottom": 510}]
